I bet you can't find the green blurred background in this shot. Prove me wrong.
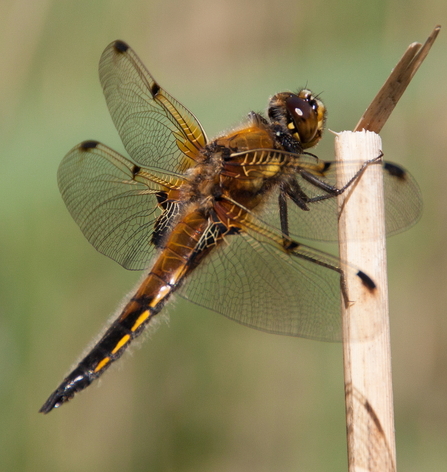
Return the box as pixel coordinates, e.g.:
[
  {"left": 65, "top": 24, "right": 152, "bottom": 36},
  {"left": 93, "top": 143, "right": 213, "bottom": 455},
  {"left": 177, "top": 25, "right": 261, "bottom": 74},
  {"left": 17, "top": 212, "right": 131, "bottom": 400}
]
[{"left": 1, "top": 1, "right": 446, "bottom": 470}]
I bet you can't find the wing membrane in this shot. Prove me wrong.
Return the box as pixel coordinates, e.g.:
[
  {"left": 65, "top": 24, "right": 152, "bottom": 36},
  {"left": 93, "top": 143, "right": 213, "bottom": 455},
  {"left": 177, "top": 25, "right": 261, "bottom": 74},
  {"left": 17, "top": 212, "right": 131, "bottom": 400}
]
[
  {"left": 99, "top": 40, "right": 208, "bottom": 173},
  {"left": 179, "top": 194, "right": 374, "bottom": 341},
  {"left": 179, "top": 230, "right": 345, "bottom": 341},
  {"left": 58, "top": 141, "right": 184, "bottom": 270},
  {"left": 226, "top": 151, "right": 422, "bottom": 241}
]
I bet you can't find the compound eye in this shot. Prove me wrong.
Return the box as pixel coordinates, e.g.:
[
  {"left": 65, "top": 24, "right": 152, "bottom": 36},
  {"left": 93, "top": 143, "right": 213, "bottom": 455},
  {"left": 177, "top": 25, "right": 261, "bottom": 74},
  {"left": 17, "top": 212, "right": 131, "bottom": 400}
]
[{"left": 285, "top": 94, "right": 319, "bottom": 146}]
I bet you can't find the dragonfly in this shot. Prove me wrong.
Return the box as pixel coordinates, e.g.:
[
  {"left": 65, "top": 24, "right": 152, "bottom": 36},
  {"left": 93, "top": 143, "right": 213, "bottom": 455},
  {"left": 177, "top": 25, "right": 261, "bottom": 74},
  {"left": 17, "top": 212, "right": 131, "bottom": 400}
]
[{"left": 40, "top": 40, "right": 422, "bottom": 413}]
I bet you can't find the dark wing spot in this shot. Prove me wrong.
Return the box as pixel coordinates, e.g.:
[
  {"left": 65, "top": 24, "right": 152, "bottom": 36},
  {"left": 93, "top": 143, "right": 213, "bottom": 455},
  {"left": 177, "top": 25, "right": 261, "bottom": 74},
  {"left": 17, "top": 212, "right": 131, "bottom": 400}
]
[
  {"left": 155, "top": 191, "right": 168, "bottom": 207},
  {"left": 132, "top": 165, "right": 141, "bottom": 176},
  {"left": 150, "top": 81, "right": 161, "bottom": 97},
  {"left": 151, "top": 218, "right": 166, "bottom": 248},
  {"left": 113, "top": 40, "right": 129, "bottom": 53},
  {"left": 151, "top": 192, "right": 172, "bottom": 248},
  {"left": 322, "top": 161, "right": 332, "bottom": 173},
  {"left": 284, "top": 240, "right": 300, "bottom": 252},
  {"left": 225, "top": 227, "right": 240, "bottom": 236},
  {"left": 384, "top": 162, "right": 406, "bottom": 180},
  {"left": 80, "top": 140, "right": 99, "bottom": 150},
  {"left": 356, "top": 270, "right": 376, "bottom": 291}
]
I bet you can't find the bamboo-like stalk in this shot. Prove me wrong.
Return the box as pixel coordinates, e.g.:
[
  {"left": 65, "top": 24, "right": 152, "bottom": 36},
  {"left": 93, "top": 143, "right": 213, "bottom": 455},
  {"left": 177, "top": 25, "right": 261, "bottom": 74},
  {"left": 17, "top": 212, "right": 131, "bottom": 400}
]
[
  {"left": 336, "top": 131, "right": 395, "bottom": 472},
  {"left": 335, "top": 25, "right": 440, "bottom": 472}
]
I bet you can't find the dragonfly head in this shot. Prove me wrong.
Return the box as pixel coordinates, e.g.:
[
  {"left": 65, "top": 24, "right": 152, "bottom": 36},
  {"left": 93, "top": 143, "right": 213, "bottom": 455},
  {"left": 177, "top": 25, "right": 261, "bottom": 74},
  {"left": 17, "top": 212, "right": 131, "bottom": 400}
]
[{"left": 268, "top": 89, "right": 326, "bottom": 150}]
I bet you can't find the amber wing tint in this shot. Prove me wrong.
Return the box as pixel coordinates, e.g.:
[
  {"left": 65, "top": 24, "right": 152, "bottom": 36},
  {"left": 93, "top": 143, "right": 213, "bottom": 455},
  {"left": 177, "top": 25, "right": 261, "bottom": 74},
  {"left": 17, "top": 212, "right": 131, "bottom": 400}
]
[{"left": 99, "top": 40, "right": 208, "bottom": 174}]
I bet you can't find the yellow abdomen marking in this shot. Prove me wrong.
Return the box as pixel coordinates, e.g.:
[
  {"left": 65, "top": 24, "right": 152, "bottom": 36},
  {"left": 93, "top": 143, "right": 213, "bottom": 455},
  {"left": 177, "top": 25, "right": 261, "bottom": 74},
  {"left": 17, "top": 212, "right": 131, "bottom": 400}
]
[
  {"left": 111, "top": 334, "right": 131, "bottom": 354},
  {"left": 131, "top": 310, "right": 151, "bottom": 332},
  {"left": 149, "top": 284, "right": 172, "bottom": 308},
  {"left": 94, "top": 357, "right": 111, "bottom": 373}
]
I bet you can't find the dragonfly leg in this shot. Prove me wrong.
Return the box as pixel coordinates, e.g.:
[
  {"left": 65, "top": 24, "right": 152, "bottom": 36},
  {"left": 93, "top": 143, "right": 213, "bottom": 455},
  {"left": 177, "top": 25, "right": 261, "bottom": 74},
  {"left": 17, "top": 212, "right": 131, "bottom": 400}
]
[{"left": 300, "top": 153, "right": 383, "bottom": 204}]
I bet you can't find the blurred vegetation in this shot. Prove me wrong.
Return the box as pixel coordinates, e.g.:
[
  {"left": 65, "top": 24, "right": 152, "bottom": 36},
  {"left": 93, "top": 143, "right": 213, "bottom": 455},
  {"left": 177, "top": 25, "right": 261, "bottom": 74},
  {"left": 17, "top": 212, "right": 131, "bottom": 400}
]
[{"left": 0, "top": 0, "right": 446, "bottom": 471}]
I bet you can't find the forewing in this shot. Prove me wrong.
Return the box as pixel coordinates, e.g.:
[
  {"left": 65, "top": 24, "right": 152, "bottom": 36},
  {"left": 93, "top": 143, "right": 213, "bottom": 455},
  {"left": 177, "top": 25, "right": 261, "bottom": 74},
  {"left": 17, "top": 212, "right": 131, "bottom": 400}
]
[
  {"left": 99, "top": 40, "right": 208, "bottom": 173},
  {"left": 58, "top": 140, "right": 183, "bottom": 270},
  {"left": 233, "top": 153, "right": 422, "bottom": 242},
  {"left": 380, "top": 161, "right": 422, "bottom": 236},
  {"left": 295, "top": 159, "right": 422, "bottom": 239}
]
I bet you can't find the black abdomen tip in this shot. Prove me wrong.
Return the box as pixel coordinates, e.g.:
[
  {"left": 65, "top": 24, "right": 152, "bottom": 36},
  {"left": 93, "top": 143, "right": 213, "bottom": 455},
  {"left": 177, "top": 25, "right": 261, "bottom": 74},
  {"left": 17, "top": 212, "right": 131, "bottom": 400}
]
[
  {"left": 39, "top": 367, "right": 93, "bottom": 414},
  {"left": 39, "top": 390, "right": 71, "bottom": 414}
]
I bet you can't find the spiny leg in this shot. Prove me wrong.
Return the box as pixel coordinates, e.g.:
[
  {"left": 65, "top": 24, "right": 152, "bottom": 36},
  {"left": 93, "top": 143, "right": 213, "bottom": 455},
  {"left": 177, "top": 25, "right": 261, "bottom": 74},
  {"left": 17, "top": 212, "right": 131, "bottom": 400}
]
[{"left": 298, "top": 153, "right": 383, "bottom": 204}]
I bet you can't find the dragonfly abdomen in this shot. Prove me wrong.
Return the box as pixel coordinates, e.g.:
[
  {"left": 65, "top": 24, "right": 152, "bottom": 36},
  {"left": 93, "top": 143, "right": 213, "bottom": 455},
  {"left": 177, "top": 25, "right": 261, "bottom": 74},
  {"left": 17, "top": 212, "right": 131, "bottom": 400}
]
[
  {"left": 40, "top": 210, "right": 211, "bottom": 413},
  {"left": 39, "top": 283, "right": 168, "bottom": 413}
]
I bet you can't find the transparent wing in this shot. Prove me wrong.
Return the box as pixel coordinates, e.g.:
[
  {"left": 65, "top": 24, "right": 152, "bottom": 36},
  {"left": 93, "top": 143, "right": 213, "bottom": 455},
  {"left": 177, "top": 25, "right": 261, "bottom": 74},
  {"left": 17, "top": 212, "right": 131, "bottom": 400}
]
[
  {"left": 58, "top": 140, "right": 184, "bottom": 270},
  {"left": 178, "top": 195, "right": 375, "bottom": 342},
  {"left": 380, "top": 161, "right": 422, "bottom": 236},
  {"left": 179, "top": 230, "right": 346, "bottom": 341},
  {"left": 228, "top": 153, "right": 422, "bottom": 242},
  {"left": 99, "top": 40, "right": 208, "bottom": 173},
  {"left": 290, "top": 159, "right": 421, "bottom": 240}
]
